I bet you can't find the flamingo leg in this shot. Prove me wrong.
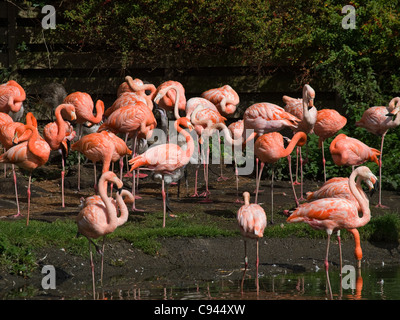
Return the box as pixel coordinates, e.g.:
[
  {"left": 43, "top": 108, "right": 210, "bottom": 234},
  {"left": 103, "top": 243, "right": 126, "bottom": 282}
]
[
  {"left": 61, "top": 156, "right": 65, "bottom": 208},
  {"left": 322, "top": 140, "right": 326, "bottom": 182},
  {"left": 77, "top": 124, "right": 82, "bottom": 191},
  {"left": 131, "top": 133, "right": 144, "bottom": 212},
  {"left": 256, "top": 238, "right": 260, "bottom": 296},
  {"left": 26, "top": 174, "right": 32, "bottom": 226},
  {"left": 287, "top": 155, "right": 299, "bottom": 207},
  {"left": 217, "top": 131, "right": 229, "bottom": 181},
  {"left": 253, "top": 158, "right": 264, "bottom": 194},
  {"left": 88, "top": 240, "right": 96, "bottom": 300},
  {"left": 162, "top": 176, "right": 166, "bottom": 228},
  {"left": 293, "top": 146, "right": 301, "bottom": 185},
  {"left": 190, "top": 142, "right": 201, "bottom": 197},
  {"left": 100, "top": 236, "right": 106, "bottom": 286},
  {"left": 325, "top": 231, "right": 333, "bottom": 299},
  {"left": 376, "top": 133, "right": 388, "bottom": 208},
  {"left": 255, "top": 161, "right": 264, "bottom": 204},
  {"left": 299, "top": 147, "right": 305, "bottom": 201},
  {"left": 337, "top": 230, "right": 342, "bottom": 272},
  {"left": 11, "top": 164, "right": 22, "bottom": 218},
  {"left": 270, "top": 166, "right": 274, "bottom": 224},
  {"left": 234, "top": 156, "right": 242, "bottom": 203}
]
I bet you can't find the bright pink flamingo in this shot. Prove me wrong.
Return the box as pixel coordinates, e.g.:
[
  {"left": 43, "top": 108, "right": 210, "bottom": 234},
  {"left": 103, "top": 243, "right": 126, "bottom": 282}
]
[
  {"left": 329, "top": 133, "right": 380, "bottom": 169},
  {"left": 154, "top": 80, "right": 186, "bottom": 118},
  {"left": 76, "top": 171, "right": 135, "bottom": 299},
  {"left": 254, "top": 131, "right": 307, "bottom": 223},
  {"left": 283, "top": 84, "right": 317, "bottom": 200},
  {"left": 0, "top": 113, "right": 38, "bottom": 217},
  {"left": 355, "top": 97, "right": 400, "bottom": 207},
  {"left": 0, "top": 80, "right": 25, "bottom": 114},
  {"left": 286, "top": 166, "right": 377, "bottom": 298},
  {"left": 201, "top": 84, "right": 239, "bottom": 116},
  {"left": 63, "top": 91, "right": 105, "bottom": 191},
  {"left": 129, "top": 117, "right": 195, "bottom": 228},
  {"left": 0, "top": 124, "right": 50, "bottom": 226},
  {"left": 105, "top": 92, "right": 147, "bottom": 118},
  {"left": 237, "top": 191, "right": 267, "bottom": 294},
  {"left": 43, "top": 104, "right": 77, "bottom": 207},
  {"left": 313, "top": 109, "right": 347, "bottom": 182}
]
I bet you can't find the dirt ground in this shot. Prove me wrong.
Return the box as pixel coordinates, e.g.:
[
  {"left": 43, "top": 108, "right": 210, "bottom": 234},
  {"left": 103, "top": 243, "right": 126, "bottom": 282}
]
[{"left": 0, "top": 150, "right": 400, "bottom": 299}]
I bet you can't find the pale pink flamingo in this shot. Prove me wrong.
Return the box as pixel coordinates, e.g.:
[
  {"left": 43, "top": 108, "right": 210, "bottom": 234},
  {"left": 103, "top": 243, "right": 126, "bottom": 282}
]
[
  {"left": 355, "top": 97, "right": 400, "bottom": 208},
  {"left": 201, "top": 84, "right": 239, "bottom": 116},
  {"left": 63, "top": 91, "right": 105, "bottom": 191},
  {"left": 286, "top": 166, "right": 377, "bottom": 297},
  {"left": 0, "top": 80, "right": 25, "bottom": 114},
  {"left": 154, "top": 80, "right": 186, "bottom": 118},
  {"left": 254, "top": 131, "right": 307, "bottom": 223},
  {"left": 43, "top": 104, "right": 77, "bottom": 207},
  {"left": 329, "top": 133, "right": 380, "bottom": 169},
  {"left": 129, "top": 117, "right": 195, "bottom": 228},
  {"left": 76, "top": 171, "right": 135, "bottom": 299},
  {"left": 283, "top": 84, "right": 317, "bottom": 200},
  {"left": 313, "top": 109, "right": 347, "bottom": 182},
  {"left": 237, "top": 191, "right": 267, "bottom": 294},
  {"left": 0, "top": 112, "right": 38, "bottom": 217},
  {"left": 0, "top": 124, "right": 50, "bottom": 226}
]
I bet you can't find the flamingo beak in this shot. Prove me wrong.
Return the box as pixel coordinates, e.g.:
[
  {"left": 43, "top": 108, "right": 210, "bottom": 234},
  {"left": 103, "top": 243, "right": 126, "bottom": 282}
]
[
  {"left": 71, "top": 111, "right": 77, "bottom": 121},
  {"left": 308, "top": 98, "right": 314, "bottom": 108}
]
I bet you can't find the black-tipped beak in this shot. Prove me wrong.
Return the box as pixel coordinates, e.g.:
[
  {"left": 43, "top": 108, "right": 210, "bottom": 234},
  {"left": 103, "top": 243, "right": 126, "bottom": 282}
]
[
  {"left": 369, "top": 181, "right": 378, "bottom": 197},
  {"left": 117, "top": 187, "right": 123, "bottom": 195},
  {"left": 386, "top": 112, "right": 395, "bottom": 117}
]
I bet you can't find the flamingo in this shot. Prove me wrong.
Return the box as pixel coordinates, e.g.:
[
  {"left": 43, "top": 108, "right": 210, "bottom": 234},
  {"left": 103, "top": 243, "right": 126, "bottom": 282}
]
[
  {"left": 154, "top": 80, "right": 186, "bottom": 119},
  {"left": 254, "top": 131, "right": 307, "bottom": 223},
  {"left": 329, "top": 133, "right": 380, "bottom": 169},
  {"left": 283, "top": 84, "right": 317, "bottom": 200},
  {"left": 0, "top": 124, "right": 50, "bottom": 225},
  {"left": 63, "top": 91, "right": 105, "bottom": 191},
  {"left": 124, "top": 76, "right": 156, "bottom": 110},
  {"left": 0, "top": 112, "right": 38, "bottom": 217},
  {"left": 286, "top": 166, "right": 377, "bottom": 298},
  {"left": 228, "top": 119, "right": 244, "bottom": 203},
  {"left": 355, "top": 97, "right": 400, "bottom": 207},
  {"left": 104, "top": 92, "right": 147, "bottom": 118},
  {"left": 76, "top": 171, "right": 135, "bottom": 299},
  {"left": 129, "top": 117, "right": 195, "bottom": 228},
  {"left": 71, "top": 131, "right": 131, "bottom": 192},
  {"left": 313, "top": 109, "right": 347, "bottom": 182},
  {"left": 237, "top": 191, "right": 267, "bottom": 294},
  {"left": 0, "top": 80, "right": 25, "bottom": 114},
  {"left": 43, "top": 104, "right": 77, "bottom": 207},
  {"left": 201, "top": 84, "right": 239, "bottom": 116}
]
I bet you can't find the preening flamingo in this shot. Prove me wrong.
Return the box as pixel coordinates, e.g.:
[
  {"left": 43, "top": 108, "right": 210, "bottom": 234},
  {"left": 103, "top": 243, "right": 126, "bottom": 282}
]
[
  {"left": 104, "top": 92, "right": 148, "bottom": 118},
  {"left": 254, "top": 131, "right": 307, "bottom": 223},
  {"left": 63, "top": 91, "right": 105, "bottom": 191},
  {"left": 329, "top": 133, "right": 380, "bottom": 169},
  {"left": 0, "top": 80, "right": 25, "bottom": 114},
  {"left": 124, "top": 76, "right": 156, "bottom": 110},
  {"left": 154, "top": 80, "right": 186, "bottom": 119},
  {"left": 76, "top": 171, "right": 135, "bottom": 299},
  {"left": 43, "top": 104, "right": 77, "bottom": 207},
  {"left": 0, "top": 112, "right": 38, "bottom": 217},
  {"left": 129, "top": 117, "right": 195, "bottom": 228},
  {"left": 355, "top": 97, "right": 400, "bottom": 207},
  {"left": 237, "top": 191, "right": 267, "bottom": 294},
  {"left": 201, "top": 84, "right": 239, "bottom": 116},
  {"left": 286, "top": 166, "right": 377, "bottom": 297},
  {"left": 283, "top": 84, "right": 317, "bottom": 200},
  {"left": 313, "top": 109, "right": 347, "bottom": 182},
  {"left": 0, "top": 124, "right": 50, "bottom": 226}
]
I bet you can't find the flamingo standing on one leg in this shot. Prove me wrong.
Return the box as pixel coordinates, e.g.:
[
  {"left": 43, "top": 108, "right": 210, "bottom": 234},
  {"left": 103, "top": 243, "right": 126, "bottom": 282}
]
[
  {"left": 237, "top": 191, "right": 267, "bottom": 295},
  {"left": 76, "top": 171, "right": 135, "bottom": 299},
  {"left": 286, "top": 166, "right": 377, "bottom": 298},
  {"left": 201, "top": 84, "right": 239, "bottom": 116},
  {"left": 154, "top": 80, "right": 186, "bottom": 120},
  {"left": 43, "top": 104, "right": 77, "bottom": 207},
  {"left": 283, "top": 84, "right": 317, "bottom": 200},
  {"left": 63, "top": 91, "right": 105, "bottom": 191},
  {"left": 254, "top": 132, "right": 307, "bottom": 223},
  {"left": 129, "top": 117, "right": 195, "bottom": 228},
  {"left": 0, "top": 124, "right": 50, "bottom": 226},
  {"left": 313, "top": 109, "right": 347, "bottom": 182},
  {"left": 329, "top": 133, "right": 380, "bottom": 169},
  {"left": 355, "top": 97, "right": 400, "bottom": 208}
]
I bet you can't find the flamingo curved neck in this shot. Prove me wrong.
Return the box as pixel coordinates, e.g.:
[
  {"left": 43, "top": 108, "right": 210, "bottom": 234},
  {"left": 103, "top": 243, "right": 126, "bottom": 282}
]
[
  {"left": 175, "top": 121, "right": 194, "bottom": 163},
  {"left": 98, "top": 176, "right": 117, "bottom": 230},
  {"left": 281, "top": 132, "right": 307, "bottom": 158},
  {"left": 349, "top": 170, "right": 371, "bottom": 228},
  {"left": 115, "top": 190, "right": 132, "bottom": 227}
]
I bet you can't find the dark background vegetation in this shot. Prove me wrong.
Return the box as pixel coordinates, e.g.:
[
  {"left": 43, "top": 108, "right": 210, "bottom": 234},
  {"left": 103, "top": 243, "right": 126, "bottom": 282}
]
[{"left": 1, "top": 0, "right": 400, "bottom": 187}]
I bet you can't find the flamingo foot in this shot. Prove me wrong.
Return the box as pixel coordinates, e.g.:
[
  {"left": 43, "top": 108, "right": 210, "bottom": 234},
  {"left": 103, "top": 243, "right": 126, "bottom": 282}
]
[
  {"left": 293, "top": 181, "right": 301, "bottom": 185},
  {"left": 298, "top": 197, "right": 306, "bottom": 202},
  {"left": 136, "top": 172, "right": 148, "bottom": 179},
  {"left": 199, "top": 190, "right": 211, "bottom": 197},
  {"left": 253, "top": 189, "right": 264, "bottom": 194},
  {"left": 123, "top": 172, "right": 133, "bottom": 178},
  {"left": 134, "top": 195, "right": 142, "bottom": 200},
  {"left": 234, "top": 198, "right": 244, "bottom": 204},
  {"left": 11, "top": 212, "right": 23, "bottom": 219},
  {"left": 169, "top": 214, "right": 178, "bottom": 219},
  {"left": 190, "top": 192, "right": 200, "bottom": 198},
  {"left": 132, "top": 206, "right": 145, "bottom": 212},
  {"left": 375, "top": 203, "right": 389, "bottom": 209},
  {"left": 199, "top": 197, "right": 213, "bottom": 203},
  {"left": 217, "top": 175, "right": 230, "bottom": 182}
]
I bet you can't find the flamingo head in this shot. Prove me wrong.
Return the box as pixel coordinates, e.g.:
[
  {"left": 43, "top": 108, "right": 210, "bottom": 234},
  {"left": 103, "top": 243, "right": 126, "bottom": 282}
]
[{"left": 303, "top": 84, "right": 315, "bottom": 108}]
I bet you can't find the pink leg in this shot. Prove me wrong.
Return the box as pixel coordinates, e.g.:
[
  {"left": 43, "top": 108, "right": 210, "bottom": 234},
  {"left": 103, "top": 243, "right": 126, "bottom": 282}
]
[
  {"left": 287, "top": 155, "right": 299, "bottom": 207},
  {"left": 162, "top": 177, "right": 166, "bottom": 228},
  {"left": 88, "top": 241, "right": 96, "bottom": 300},
  {"left": 77, "top": 125, "right": 82, "bottom": 191},
  {"left": 293, "top": 146, "right": 301, "bottom": 185},
  {"left": 324, "top": 231, "right": 333, "bottom": 299},
  {"left": 253, "top": 158, "right": 264, "bottom": 194},
  {"left": 190, "top": 144, "right": 201, "bottom": 197},
  {"left": 217, "top": 131, "right": 229, "bottom": 181},
  {"left": 256, "top": 238, "right": 260, "bottom": 296},
  {"left": 270, "top": 167, "right": 275, "bottom": 224},
  {"left": 234, "top": 157, "right": 243, "bottom": 204},
  {"left": 376, "top": 133, "right": 388, "bottom": 208},
  {"left": 61, "top": 157, "right": 65, "bottom": 208},
  {"left": 26, "top": 174, "right": 32, "bottom": 226},
  {"left": 131, "top": 133, "right": 144, "bottom": 212},
  {"left": 255, "top": 162, "right": 264, "bottom": 204},
  {"left": 298, "top": 147, "right": 305, "bottom": 201},
  {"left": 199, "top": 145, "right": 212, "bottom": 201},
  {"left": 11, "top": 164, "right": 22, "bottom": 218},
  {"left": 322, "top": 141, "right": 327, "bottom": 182}
]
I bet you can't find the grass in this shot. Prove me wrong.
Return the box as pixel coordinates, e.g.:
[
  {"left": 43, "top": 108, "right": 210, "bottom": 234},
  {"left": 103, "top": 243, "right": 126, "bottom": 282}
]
[{"left": 0, "top": 211, "right": 399, "bottom": 278}]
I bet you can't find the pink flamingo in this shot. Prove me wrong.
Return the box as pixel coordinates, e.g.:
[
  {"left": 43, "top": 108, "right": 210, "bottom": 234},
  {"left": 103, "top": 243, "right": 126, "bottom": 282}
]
[
  {"left": 355, "top": 97, "right": 400, "bottom": 207},
  {"left": 201, "top": 84, "right": 239, "bottom": 116},
  {"left": 228, "top": 119, "right": 244, "bottom": 202},
  {"left": 124, "top": 76, "right": 156, "bottom": 110},
  {"left": 329, "top": 133, "right": 380, "bottom": 169},
  {"left": 76, "top": 171, "right": 135, "bottom": 299},
  {"left": 254, "top": 131, "right": 307, "bottom": 223},
  {"left": 286, "top": 166, "right": 376, "bottom": 297},
  {"left": 283, "top": 84, "right": 317, "bottom": 200},
  {"left": 71, "top": 131, "right": 130, "bottom": 192},
  {"left": 104, "top": 92, "right": 147, "bottom": 118},
  {"left": 154, "top": 80, "right": 186, "bottom": 118},
  {"left": 313, "top": 109, "right": 347, "bottom": 182},
  {"left": 237, "top": 191, "right": 267, "bottom": 294},
  {"left": 0, "top": 80, "right": 25, "bottom": 114},
  {"left": 0, "top": 113, "right": 38, "bottom": 217},
  {"left": 129, "top": 117, "right": 195, "bottom": 228},
  {"left": 63, "top": 91, "right": 105, "bottom": 191},
  {"left": 43, "top": 104, "right": 77, "bottom": 207},
  {"left": 0, "top": 124, "right": 50, "bottom": 226}
]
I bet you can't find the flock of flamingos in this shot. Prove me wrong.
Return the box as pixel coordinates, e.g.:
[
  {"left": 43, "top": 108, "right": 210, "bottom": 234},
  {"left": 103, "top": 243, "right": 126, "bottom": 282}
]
[{"left": 0, "top": 76, "right": 399, "bottom": 298}]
